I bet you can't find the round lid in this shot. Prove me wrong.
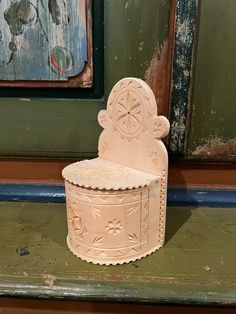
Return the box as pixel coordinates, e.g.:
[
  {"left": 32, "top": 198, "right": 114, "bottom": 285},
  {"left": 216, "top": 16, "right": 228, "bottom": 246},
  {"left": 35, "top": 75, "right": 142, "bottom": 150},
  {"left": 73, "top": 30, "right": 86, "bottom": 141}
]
[{"left": 62, "top": 158, "right": 158, "bottom": 190}]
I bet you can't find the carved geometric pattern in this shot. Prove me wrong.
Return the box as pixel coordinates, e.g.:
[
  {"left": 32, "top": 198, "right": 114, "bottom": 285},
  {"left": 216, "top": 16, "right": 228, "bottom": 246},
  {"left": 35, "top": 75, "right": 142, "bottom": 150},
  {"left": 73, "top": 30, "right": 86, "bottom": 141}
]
[
  {"left": 128, "top": 233, "right": 138, "bottom": 243},
  {"left": 114, "top": 90, "right": 144, "bottom": 137},
  {"left": 92, "top": 236, "right": 104, "bottom": 246},
  {"left": 68, "top": 235, "right": 146, "bottom": 258},
  {"left": 158, "top": 169, "right": 166, "bottom": 245},
  {"left": 89, "top": 207, "right": 102, "bottom": 218},
  {"left": 127, "top": 205, "right": 139, "bottom": 216},
  {"left": 149, "top": 151, "right": 158, "bottom": 168},
  {"left": 141, "top": 192, "right": 149, "bottom": 244},
  {"left": 68, "top": 208, "right": 87, "bottom": 238},
  {"left": 63, "top": 77, "right": 170, "bottom": 265},
  {"left": 115, "top": 250, "right": 122, "bottom": 257},
  {"left": 106, "top": 79, "right": 156, "bottom": 141},
  {"left": 66, "top": 183, "right": 151, "bottom": 258},
  {"left": 128, "top": 248, "right": 138, "bottom": 255},
  {"left": 66, "top": 183, "right": 144, "bottom": 205},
  {"left": 98, "top": 251, "right": 107, "bottom": 257},
  {"left": 65, "top": 163, "right": 166, "bottom": 264}
]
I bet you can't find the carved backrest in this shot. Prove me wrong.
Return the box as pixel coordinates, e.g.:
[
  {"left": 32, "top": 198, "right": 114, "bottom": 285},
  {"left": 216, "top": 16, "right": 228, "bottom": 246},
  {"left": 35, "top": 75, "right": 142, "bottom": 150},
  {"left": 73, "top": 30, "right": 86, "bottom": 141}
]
[
  {"left": 98, "top": 78, "right": 170, "bottom": 176},
  {"left": 63, "top": 77, "right": 170, "bottom": 265}
]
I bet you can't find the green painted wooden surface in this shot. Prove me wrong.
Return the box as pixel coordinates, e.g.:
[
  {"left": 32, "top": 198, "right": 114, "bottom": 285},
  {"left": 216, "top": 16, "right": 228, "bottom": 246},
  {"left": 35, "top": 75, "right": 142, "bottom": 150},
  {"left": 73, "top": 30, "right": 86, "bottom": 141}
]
[
  {"left": 0, "top": 202, "right": 235, "bottom": 306},
  {"left": 187, "top": 0, "right": 236, "bottom": 159},
  {"left": 0, "top": 0, "right": 171, "bottom": 157}
]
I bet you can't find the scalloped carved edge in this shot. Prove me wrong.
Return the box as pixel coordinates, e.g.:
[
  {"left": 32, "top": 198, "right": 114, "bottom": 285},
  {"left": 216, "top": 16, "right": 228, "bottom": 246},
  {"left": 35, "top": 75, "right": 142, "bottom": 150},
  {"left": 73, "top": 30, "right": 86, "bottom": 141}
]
[
  {"left": 64, "top": 178, "right": 152, "bottom": 191},
  {"left": 158, "top": 169, "right": 166, "bottom": 245},
  {"left": 67, "top": 235, "right": 162, "bottom": 265}
]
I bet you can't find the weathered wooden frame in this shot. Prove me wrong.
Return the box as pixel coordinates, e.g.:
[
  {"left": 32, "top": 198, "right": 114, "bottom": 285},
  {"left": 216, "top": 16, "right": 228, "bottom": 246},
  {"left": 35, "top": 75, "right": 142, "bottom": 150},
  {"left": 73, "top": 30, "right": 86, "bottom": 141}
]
[
  {"left": 0, "top": 0, "right": 104, "bottom": 99},
  {"left": 168, "top": 0, "right": 198, "bottom": 154}
]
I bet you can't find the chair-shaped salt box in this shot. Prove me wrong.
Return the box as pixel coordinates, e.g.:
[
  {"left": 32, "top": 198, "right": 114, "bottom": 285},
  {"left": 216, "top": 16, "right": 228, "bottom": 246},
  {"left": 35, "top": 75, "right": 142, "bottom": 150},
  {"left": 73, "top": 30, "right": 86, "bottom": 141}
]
[{"left": 62, "top": 77, "right": 170, "bottom": 265}]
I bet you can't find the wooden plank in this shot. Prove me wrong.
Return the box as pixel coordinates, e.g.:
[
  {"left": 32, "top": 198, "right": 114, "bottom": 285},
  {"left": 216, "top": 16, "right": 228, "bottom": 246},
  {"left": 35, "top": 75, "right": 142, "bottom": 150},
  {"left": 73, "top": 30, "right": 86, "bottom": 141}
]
[
  {"left": 0, "top": 298, "right": 235, "bottom": 313},
  {"left": 0, "top": 202, "right": 235, "bottom": 306},
  {"left": 168, "top": 162, "right": 236, "bottom": 188},
  {"left": 0, "top": 159, "right": 236, "bottom": 188}
]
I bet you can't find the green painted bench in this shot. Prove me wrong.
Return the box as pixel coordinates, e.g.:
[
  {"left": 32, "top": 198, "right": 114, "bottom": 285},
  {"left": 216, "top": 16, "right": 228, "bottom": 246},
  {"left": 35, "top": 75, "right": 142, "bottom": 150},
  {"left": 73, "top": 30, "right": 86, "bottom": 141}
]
[{"left": 0, "top": 201, "right": 235, "bottom": 307}]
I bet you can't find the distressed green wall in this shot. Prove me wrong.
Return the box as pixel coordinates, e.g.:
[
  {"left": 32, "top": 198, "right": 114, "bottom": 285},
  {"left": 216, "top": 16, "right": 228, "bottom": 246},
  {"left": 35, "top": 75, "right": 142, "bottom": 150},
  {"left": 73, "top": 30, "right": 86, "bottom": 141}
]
[
  {"left": 187, "top": 0, "right": 236, "bottom": 159},
  {"left": 0, "top": 0, "right": 171, "bottom": 158}
]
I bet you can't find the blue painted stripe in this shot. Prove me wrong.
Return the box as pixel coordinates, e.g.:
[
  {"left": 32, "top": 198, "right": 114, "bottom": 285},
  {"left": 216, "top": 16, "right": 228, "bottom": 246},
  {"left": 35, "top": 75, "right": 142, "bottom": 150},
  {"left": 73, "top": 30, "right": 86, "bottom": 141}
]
[
  {"left": 0, "top": 184, "right": 235, "bottom": 207},
  {"left": 168, "top": 188, "right": 236, "bottom": 208},
  {"left": 0, "top": 184, "right": 65, "bottom": 203}
]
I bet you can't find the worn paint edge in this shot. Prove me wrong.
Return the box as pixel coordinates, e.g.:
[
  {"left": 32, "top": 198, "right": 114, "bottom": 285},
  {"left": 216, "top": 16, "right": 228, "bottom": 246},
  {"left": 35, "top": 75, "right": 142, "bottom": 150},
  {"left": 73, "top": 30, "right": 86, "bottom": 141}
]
[
  {"left": 0, "top": 184, "right": 65, "bottom": 203},
  {"left": 0, "top": 183, "right": 235, "bottom": 207},
  {"left": 0, "top": 0, "right": 104, "bottom": 99},
  {"left": 168, "top": 0, "right": 198, "bottom": 153},
  {"left": 0, "top": 278, "right": 235, "bottom": 306}
]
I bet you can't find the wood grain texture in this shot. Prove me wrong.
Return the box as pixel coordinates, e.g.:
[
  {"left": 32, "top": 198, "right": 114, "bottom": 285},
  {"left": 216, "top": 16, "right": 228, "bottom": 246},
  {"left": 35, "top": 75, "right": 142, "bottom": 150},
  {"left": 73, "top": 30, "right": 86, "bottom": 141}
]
[
  {"left": 0, "top": 159, "right": 235, "bottom": 188},
  {"left": 0, "top": 202, "right": 235, "bottom": 306},
  {"left": 168, "top": 162, "right": 236, "bottom": 188},
  {"left": 0, "top": 0, "right": 88, "bottom": 82},
  {"left": 0, "top": 299, "right": 235, "bottom": 313},
  {"left": 0, "top": 0, "right": 93, "bottom": 89}
]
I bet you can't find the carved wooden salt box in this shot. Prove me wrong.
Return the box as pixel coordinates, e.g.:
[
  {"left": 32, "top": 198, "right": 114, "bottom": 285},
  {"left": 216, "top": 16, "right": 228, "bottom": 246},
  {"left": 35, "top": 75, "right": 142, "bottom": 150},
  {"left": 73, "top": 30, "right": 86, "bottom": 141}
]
[{"left": 62, "top": 77, "right": 170, "bottom": 265}]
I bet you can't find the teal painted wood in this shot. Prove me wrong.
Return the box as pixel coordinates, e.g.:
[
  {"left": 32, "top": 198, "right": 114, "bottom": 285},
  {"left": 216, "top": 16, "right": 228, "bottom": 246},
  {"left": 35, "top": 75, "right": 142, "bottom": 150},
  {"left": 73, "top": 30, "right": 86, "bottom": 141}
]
[
  {"left": 0, "top": 0, "right": 87, "bottom": 81},
  {"left": 169, "top": 0, "right": 198, "bottom": 154}
]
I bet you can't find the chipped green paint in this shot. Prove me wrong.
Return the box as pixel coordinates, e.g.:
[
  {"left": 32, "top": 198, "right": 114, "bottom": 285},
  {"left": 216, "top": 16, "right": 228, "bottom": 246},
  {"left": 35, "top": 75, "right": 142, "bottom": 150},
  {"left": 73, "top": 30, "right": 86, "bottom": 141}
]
[
  {"left": 192, "top": 137, "right": 236, "bottom": 158},
  {"left": 0, "top": 202, "right": 235, "bottom": 306},
  {"left": 169, "top": 0, "right": 198, "bottom": 154},
  {"left": 187, "top": 0, "right": 236, "bottom": 160}
]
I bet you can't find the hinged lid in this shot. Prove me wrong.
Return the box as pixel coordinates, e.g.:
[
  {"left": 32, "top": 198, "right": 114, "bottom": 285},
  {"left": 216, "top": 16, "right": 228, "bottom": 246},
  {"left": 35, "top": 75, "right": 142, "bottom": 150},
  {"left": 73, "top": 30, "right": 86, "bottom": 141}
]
[{"left": 62, "top": 158, "right": 159, "bottom": 190}]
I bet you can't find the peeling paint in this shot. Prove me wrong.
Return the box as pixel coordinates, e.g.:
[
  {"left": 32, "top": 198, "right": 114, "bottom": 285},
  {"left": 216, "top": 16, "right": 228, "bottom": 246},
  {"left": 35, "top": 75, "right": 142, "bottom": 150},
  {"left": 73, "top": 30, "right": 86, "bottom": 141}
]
[
  {"left": 178, "top": 19, "right": 192, "bottom": 45},
  {"left": 43, "top": 274, "right": 56, "bottom": 288},
  {"left": 145, "top": 39, "right": 170, "bottom": 116},
  {"left": 19, "top": 98, "right": 31, "bottom": 102},
  {"left": 17, "top": 246, "right": 30, "bottom": 256},
  {"left": 141, "top": 0, "right": 174, "bottom": 120},
  {"left": 203, "top": 265, "right": 212, "bottom": 272},
  {"left": 169, "top": 0, "right": 198, "bottom": 153},
  {"left": 192, "top": 137, "right": 236, "bottom": 156},
  {"left": 0, "top": 0, "right": 88, "bottom": 81}
]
